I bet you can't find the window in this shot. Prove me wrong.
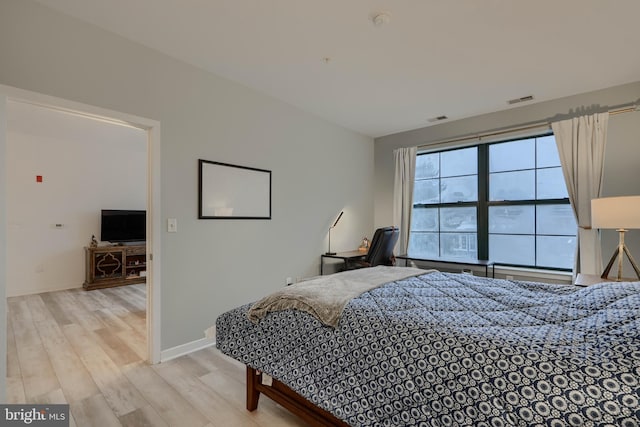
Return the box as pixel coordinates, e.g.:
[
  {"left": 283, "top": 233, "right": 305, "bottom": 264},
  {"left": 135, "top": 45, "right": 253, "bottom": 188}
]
[
  {"left": 409, "top": 134, "right": 576, "bottom": 270},
  {"left": 409, "top": 147, "right": 478, "bottom": 259}
]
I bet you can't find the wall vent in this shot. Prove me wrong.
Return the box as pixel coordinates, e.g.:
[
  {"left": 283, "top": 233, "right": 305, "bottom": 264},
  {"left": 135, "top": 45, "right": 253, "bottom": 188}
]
[
  {"left": 427, "top": 115, "right": 449, "bottom": 123},
  {"left": 507, "top": 95, "right": 534, "bottom": 105}
]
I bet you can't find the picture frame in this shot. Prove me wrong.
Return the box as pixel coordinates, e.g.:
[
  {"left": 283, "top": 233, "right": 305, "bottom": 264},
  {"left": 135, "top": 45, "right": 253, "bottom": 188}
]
[{"left": 198, "top": 159, "right": 272, "bottom": 220}]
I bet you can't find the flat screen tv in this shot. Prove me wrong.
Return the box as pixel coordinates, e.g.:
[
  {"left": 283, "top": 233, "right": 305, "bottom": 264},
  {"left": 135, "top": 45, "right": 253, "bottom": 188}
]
[{"left": 101, "top": 209, "right": 146, "bottom": 243}]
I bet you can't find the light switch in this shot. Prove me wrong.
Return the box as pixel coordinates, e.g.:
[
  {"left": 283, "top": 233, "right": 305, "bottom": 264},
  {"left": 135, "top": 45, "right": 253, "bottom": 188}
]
[{"left": 167, "top": 218, "right": 177, "bottom": 233}]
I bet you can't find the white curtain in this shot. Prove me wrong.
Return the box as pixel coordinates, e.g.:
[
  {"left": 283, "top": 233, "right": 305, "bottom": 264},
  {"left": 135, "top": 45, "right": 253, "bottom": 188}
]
[
  {"left": 393, "top": 147, "right": 417, "bottom": 255},
  {"left": 551, "top": 112, "right": 608, "bottom": 276}
]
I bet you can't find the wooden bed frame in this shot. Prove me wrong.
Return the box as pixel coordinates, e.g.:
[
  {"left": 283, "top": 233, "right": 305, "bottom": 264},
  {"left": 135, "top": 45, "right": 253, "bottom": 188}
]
[{"left": 246, "top": 366, "right": 350, "bottom": 427}]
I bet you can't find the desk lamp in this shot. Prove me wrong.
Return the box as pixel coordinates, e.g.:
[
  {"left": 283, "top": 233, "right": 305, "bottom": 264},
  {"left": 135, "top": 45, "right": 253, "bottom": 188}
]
[
  {"left": 325, "top": 211, "right": 344, "bottom": 255},
  {"left": 591, "top": 196, "right": 640, "bottom": 281}
]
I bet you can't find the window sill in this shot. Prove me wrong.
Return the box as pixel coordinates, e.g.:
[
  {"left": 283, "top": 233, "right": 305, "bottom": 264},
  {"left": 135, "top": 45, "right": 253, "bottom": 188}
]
[
  {"left": 494, "top": 265, "right": 572, "bottom": 284},
  {"left": 406, "top": 259, "right": 573, "bottom": 284}
]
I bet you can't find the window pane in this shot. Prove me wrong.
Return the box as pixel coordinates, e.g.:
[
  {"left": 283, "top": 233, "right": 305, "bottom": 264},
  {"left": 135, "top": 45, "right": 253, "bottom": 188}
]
[
  {"left": 489, "top": 205, "right": 535, "bottom": 234},
  {"left": 441, "top": 233, "right": 477, "bottom": 259},
  {"left": 411, "top": 208, "right": 438, "bottom": 231},
  {"left": 489, "top": 234, "right": 535, "bottom": 265},
  {"left": 489, "top": 139, "right": 535, "bottom": 172},
  {"left": 536, "top": 135, "right": 561, "bottom": 168},
  {"left": 441, "top": 147, "right": 477, "bottom": 177},
  {"left": 440, "top": 207, "right": 477, "bottom": 232},
  {"left": 415, "top": 153, "right": 439, "bottom": 179},
  {"left": 537, "top": 205, "right": 576, "bottom": 235},
  {"left": 537, "top": 236, "right": 576, "bottom": 269},
  {"left": 441, "top": 176, "right": 478, "bottom": 203},
  {"left": 490, "top": 170, "right": 535, "bottom": 201},
  {"left": 408, "top": 232, "right": 439, "bottom": 258},
  {"left": 413, "top": 179, "right": 439, "bottom": 204},
  {"left": 537, "top": 167, "right": 568, "bottom": 199}
]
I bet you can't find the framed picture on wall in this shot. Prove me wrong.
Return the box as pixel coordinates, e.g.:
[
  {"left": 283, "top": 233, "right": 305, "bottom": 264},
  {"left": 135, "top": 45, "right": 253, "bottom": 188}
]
[{"left": 198, "top": 159, "right": 272, "bottom": 219}]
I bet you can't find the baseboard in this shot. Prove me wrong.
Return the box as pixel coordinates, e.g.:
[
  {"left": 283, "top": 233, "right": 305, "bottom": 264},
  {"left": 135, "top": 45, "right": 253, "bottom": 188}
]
[
  {"left": 7, "top": 284, "right": 82, "bottom": 298},
  {"left": 160, "top": 337, "right": 216, "bottom": 362}
]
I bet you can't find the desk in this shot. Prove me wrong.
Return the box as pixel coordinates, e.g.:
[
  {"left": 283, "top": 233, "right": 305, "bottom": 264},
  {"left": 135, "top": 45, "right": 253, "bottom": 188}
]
[
  {"left": 395, "top": 254, "right": 495, "bottom": 278},
  {"left": 320, "top": 250, "right": 366, "bottom": 275}
]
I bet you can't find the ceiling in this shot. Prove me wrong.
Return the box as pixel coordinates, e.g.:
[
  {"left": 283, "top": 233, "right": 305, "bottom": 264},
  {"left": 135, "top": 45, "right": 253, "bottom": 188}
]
[
  {"left": 8, "top": 101, "right": 146, "bottom": 150},
  {"left": 33, "top": 0, "right": 640, "bottom": 138}
]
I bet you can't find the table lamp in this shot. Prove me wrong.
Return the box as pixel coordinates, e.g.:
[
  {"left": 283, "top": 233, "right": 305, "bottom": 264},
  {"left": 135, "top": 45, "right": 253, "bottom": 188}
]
[
  {"left": 591, "top": 196, "right": 640, "bottom": 281},
  {"left": 325, "top": 211, "right": 344, "bottom": 255}
]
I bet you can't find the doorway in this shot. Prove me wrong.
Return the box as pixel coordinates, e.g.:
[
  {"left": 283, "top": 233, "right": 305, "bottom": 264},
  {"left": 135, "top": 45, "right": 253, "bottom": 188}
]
[{"left": 0, "top": 86, "right": 162, "bottom": 398}]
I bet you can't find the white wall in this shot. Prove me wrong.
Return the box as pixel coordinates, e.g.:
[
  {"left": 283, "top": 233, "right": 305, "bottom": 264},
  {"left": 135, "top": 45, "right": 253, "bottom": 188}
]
[
  {"left": 375, "top": 81, "right": 640, "bottom": 279},
  {"left": 6, "top": 102, "right": 146, "bottom": 296},
  {"left": 0, "top": 0, "right": 375, "bottom": 350}
]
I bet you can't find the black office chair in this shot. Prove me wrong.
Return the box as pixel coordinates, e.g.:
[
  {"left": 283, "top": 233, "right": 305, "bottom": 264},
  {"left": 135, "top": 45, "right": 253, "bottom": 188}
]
[{"left": 348, "top": 226, "right": 399, "bottom": 269}]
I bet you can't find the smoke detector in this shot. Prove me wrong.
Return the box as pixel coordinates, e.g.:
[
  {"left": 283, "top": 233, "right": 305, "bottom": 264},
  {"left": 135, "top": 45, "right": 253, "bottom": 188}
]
[{"left": 372, "top": 12, "right": 391, "bottom": 27}]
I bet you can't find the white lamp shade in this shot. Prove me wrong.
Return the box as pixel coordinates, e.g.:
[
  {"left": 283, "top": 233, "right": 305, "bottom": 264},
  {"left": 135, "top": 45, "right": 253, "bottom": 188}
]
[{"left": 591, "top": 196, "right": 640, "bottom": 229}]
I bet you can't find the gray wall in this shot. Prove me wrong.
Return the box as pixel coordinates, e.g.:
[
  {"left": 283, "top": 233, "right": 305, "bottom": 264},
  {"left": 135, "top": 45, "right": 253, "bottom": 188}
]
[
  {"left": 0, "top": 96, "right": 7, "bottom": 402},
  {"left": 0, "top": 0, "right": 374, "bottom": 352},
  {"left": 375, "top": 81, "right": 640, "bottom": 278}
]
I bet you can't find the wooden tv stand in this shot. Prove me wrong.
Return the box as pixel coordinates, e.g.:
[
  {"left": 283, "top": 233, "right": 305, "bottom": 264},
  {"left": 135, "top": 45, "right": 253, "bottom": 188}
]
[{"left": 84, "top": 244, "right": 146, "bottom": 290}]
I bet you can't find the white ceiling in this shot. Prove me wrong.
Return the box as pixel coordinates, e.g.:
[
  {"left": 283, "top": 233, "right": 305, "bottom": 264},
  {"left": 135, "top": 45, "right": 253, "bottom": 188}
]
[
  {"left": 8, "top": 101, "right": 146, "bottom": 150},
  {"left": 33, "top": 0, "right": 640, "bottom": 138}
]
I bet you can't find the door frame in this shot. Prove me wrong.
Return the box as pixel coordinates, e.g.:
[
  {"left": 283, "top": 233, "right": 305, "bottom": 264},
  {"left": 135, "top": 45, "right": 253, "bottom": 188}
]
[{"left": 0, "top": 85, "right": 162, "bottom": 376}]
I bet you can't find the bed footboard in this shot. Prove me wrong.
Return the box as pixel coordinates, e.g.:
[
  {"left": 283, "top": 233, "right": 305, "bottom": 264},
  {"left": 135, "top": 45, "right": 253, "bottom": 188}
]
[{"left": 246, "top": 366, "right": 350, "bottom": 427}]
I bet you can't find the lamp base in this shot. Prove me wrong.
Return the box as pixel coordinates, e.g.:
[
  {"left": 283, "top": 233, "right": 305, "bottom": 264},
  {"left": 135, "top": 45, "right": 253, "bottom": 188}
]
[
  {"left": 325, "top": 251, "right": 337, "bottom": 256},
  {"left": 600, "top": 229, "right": 640, "bottom": 281}
]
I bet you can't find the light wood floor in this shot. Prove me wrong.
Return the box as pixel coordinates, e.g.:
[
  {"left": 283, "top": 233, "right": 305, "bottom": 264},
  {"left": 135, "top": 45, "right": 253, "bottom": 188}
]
[{"left": 7, "top": 284, "right": 307, "bottom": 427}]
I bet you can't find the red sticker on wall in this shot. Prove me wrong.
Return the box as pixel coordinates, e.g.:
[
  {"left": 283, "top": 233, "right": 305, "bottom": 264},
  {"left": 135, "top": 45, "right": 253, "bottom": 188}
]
[{"left": 36, "top": 175, "right": 43, "bottom": 182}]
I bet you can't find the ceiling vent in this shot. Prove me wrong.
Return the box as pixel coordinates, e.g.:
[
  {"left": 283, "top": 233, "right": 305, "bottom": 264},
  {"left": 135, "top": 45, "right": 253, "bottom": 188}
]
[
  {"left": 507, "top": 95, "right": 534, "bottom": 105},
  {"left": 427, "top": 115, "right": 448, "bottom": 123}
]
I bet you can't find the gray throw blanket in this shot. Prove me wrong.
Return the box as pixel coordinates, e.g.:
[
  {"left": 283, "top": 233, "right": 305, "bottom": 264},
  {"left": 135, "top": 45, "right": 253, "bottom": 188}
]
[{"left": 247, "top": 266, "right": 428, "bottom": 327}]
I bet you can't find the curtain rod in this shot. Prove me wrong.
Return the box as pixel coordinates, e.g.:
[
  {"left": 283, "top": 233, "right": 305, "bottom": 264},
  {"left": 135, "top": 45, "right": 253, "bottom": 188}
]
[{"left": 418, "top": 102, "right": 639, "bottom": 150}]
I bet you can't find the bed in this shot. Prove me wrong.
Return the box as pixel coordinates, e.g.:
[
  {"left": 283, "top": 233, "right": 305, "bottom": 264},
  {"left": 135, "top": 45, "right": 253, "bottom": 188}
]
[{"left": 215, "top": 266, "right": 640, "bottom": 426}]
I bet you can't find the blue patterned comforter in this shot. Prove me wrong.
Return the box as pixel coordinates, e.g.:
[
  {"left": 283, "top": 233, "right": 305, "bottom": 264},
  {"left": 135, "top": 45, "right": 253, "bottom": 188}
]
[{"left": 216, "top": 271, "right": 640, "bottom": 426}]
